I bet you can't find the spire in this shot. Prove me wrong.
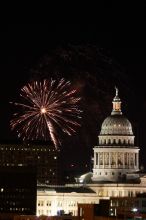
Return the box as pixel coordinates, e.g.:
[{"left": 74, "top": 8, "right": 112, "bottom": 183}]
[{"left": 111, "top": 86, "right": 122, "bottom": 115}]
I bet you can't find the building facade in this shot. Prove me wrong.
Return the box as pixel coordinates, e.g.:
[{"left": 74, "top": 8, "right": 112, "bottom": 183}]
[
  {"left": 36, "top": 88, "right": 146, "bottom": 217},
  {"left": 0, "top": 141, "right": 61, "bottom": 184},
  {"left": 0, "top": 166, "right": 37, "bottom": 215}
]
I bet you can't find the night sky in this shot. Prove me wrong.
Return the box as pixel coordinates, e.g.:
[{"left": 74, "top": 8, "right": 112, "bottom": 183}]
[{"left": 1, "top": 24, "right": 146, "bottom": 170}]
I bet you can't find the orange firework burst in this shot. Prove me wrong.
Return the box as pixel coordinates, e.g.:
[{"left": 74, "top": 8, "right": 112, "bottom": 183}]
[{"left": 10, "top": 78, "right": 82, "bottom": 148}]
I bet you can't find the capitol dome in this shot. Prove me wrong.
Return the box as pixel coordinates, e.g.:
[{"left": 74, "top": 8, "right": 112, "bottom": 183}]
[
  {"left": 100, "top": 87, "right": 133, "bottom": 135},
  {"left": 100, "top": 115, "right": 133, "bottom": 135}
]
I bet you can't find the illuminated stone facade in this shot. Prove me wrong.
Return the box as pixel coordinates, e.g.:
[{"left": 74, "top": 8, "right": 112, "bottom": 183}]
[
  {"left": 37, "top": 185, "right": 98, "bottom": 216},
  {"left": 37, "top": 178, "right": 146, "bottom": 216},
  {"left": 36, "top": 88, "right": 146, "bottom": 217}
]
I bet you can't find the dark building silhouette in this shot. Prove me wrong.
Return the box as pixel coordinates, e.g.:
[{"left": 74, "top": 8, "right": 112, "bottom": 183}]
[
  {"left": 78, "top": 200, "right": 110, "bottom": 220},
  {"left": 0, "top": 166, "right": 37, "bottom": 215},
  {"left": 0, "top": 141, "right": 61, "bottom": 184}
]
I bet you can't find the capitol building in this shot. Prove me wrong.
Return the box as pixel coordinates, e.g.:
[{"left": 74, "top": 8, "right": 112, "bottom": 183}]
[
  {"left": 92, "top": 87, "right": 139, "bottom": 182},
  {"left": 37, "top": 88, "right": 146, "bottom": 216}
]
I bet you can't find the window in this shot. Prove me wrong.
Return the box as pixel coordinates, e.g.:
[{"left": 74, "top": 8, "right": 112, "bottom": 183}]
[
  {"left": 46, "top": 201, "right": 51, "bottom": 206},
  {"left": 38, "top": 201, "right": 44, "bottom": 206},
  {"left": 142, "top": 200, "right": 146, "bottom": 207},
  {"left": 96, "top": 153, "right": 98, "bottom": 165},
  {"left": 119, "top": 191, "right": 122, "bottom": 197}
]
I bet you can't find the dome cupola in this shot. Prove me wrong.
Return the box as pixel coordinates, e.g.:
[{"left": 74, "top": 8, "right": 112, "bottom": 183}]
[
  {"left": 100, "top": 87, "right": 133, "bottom": 136},
  {"left": 111, "top": 87, "right": 122, "bottom": 115}
]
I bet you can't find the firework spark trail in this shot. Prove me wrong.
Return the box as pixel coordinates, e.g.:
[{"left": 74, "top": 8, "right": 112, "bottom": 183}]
[
  {"left": 47, "top": 120, "right": 60, "bottom": 149},
  {"left": 10, "top": 78, "right": 82, "bottom": 148}
]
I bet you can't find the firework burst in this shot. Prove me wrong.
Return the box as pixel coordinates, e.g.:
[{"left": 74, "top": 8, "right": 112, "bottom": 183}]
[{"left": 10, "top": 78, "right": 82, "bottom": 148}]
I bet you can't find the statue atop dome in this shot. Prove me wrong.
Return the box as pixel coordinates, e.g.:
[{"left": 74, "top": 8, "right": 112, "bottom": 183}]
[
  {"left": 115, "top": 86, "right": 118, "bottom": 96},
  {"left": 112, "top": 86, "right": 122, "bottom": 115}
]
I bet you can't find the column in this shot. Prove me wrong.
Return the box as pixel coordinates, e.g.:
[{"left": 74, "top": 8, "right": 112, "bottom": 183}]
[
  {"left": 135, "top": 153, "right": 137, "bottom": 167},
  {"left": 116, "top": 152, "right": 118, "bottom": 168},
  {"left": 137, "top": 153, "right": 139, "bottom": 169},
  {"left": 103, "top": 152, "right": 105, "bottom": 168},
  {"left": 129, "top": 153, "right": 131, "bottom": 168},
  {"left": 132, "top": 153, "right": 134, "bottom": 168},
  {"left": 127, "top": 153, "right": 129, "bottom": 168},
  {"left": 123, "top": 152, "right": 125, "bottom": 168},
  {"left": 94, "top": 151, "right": 96, "bottom": 168},
  {"left": 109, "top": 152, "right": 111, "bottom": 168}
]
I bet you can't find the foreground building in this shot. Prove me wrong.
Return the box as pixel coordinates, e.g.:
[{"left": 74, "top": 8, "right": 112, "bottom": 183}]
[
  {"left": 0, "top": 166, "right": 37, "bottom": 215},
  {"left": 37, "top": 88, "right": 146, "bottom": 217},
  {"left": 0, "top": 141, "right": 61, "bottom": 184}
]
